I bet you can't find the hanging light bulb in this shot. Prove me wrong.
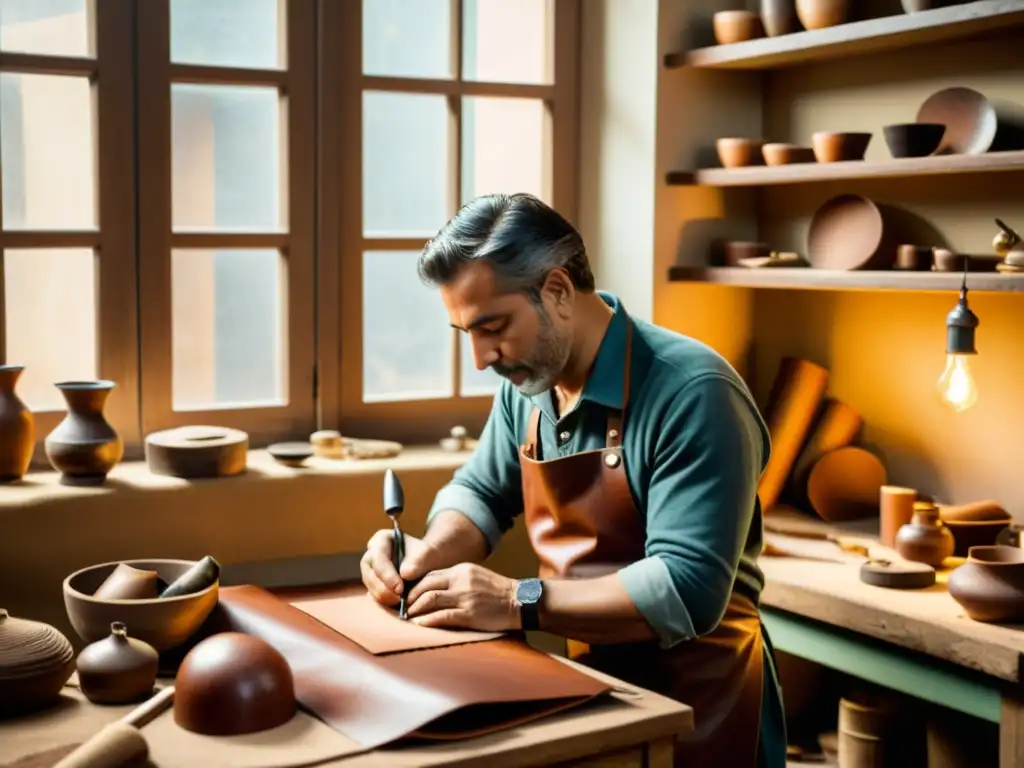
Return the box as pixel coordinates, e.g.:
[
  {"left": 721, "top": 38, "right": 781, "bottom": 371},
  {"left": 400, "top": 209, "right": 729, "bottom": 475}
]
[{"left": 935, "top": 259, "right": 979, "bottom": 413}]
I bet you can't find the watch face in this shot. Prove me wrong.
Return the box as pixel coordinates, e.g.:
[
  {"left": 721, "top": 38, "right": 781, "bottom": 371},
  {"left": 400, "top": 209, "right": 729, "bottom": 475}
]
[{"left": 517, "top": 578, "right": 542, "bottom": 604}]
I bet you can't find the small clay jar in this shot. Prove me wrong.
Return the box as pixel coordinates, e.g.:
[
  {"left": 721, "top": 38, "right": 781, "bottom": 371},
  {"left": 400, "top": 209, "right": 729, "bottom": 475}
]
[
  {"left": 895, "top": 502, "right": 955, "bottom": 567},
  {"left": 76, "top": 621, "right": 159, "bottom": 705}
]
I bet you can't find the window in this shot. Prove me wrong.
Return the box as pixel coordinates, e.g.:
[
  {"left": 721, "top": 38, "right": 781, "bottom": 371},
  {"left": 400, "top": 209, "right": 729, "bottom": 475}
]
[
  {"left": 0, "top": 0, "right": 139, "bottom": 446},
  {"left": 136, "top": 0, "right": 317, "bottom": 443},
  {"left": 0, "top": 0, "right": 580, "bottom": 459},
  {"left": 326, "top": 0, "right": 580, "bottom": 444}
]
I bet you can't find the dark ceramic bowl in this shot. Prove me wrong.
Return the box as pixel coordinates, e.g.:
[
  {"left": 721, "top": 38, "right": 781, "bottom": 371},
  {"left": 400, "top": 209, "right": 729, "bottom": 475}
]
[
  {"left": 268, "top": 442, "right": 314, "bottom": 467},
  {"left": 882, "top": 123, "right": 946, "bottom": 158},
  {"left": 944, "top": 520, "right": 1011, "bottom": 557},
  {"left": 63, "top": 559, "right": 219, "bottom": 652}
]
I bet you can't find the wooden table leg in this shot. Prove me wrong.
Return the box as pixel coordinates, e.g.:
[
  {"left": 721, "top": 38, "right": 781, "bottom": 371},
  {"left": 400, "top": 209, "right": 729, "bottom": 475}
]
[
  {"left": 645, "top": 737, "right": 674, "bottom": 768},
  {"left": 1000, "top": 692, "right": 1024, "bottom": 768}
]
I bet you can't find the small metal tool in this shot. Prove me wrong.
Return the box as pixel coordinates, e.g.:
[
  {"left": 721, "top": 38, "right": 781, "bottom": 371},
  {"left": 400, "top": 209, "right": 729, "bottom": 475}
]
[{"left": 383, "top": 468, "right": 409, "bottom": 619}]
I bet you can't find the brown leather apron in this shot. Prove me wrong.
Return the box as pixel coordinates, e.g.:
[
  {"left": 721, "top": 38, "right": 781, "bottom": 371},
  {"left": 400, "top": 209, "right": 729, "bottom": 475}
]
[{"left": 519, "top": 321, "right": 764, "bottom": 767}]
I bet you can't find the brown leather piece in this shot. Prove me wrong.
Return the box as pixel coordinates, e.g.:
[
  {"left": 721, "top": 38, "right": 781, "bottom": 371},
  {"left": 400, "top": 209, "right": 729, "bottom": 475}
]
[
  {"left": 518, "top": 318, "right": 766, "bottom": 767},
  {"left": 216, "top": 585, "right": 611, "bottom": 749},
  {"left": 290, "top": 589, "right": 502, "bottom": 654}
]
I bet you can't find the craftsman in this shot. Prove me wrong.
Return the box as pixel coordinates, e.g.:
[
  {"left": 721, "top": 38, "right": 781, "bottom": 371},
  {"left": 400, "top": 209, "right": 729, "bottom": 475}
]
[{"left": 360, "top": 192, "right": 786, "bottom": 767}]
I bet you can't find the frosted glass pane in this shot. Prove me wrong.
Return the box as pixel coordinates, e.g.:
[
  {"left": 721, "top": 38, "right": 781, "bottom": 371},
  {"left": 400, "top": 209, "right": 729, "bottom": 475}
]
[
  {"left": 460, "top": 337, "right": 501, "bottom": 397},
  {"left": 462, "top": 97, "right": 547, "bottom": 203},
  {"left": 363, "top": 91, "right": 449, "bottom": 238},
  {"left": 171, "top": 249, "right": 286, "bottom": 410},
  {"left": 171, "top": 84, "right": 284, "bottom": 232},
  {"left": 0, "top": 0, "right": 90, "bottom": 58},
  {"left": 5, "top": 248, "right": 97, "bottom": 412},
  {"left": 362, "top": 251, "right": 452, "bottom": 401},
  {"left": 171, "top": 0, "right": 281, "bottom": 69},
  {"left": 0, "top": 73, "right": 95, "bottom": 230},
  {"left": 362, "top": 0, "right": 451, "bottom": 79},
  {"left": 462, "top": 0, "right": 552, "bottom": 85}
]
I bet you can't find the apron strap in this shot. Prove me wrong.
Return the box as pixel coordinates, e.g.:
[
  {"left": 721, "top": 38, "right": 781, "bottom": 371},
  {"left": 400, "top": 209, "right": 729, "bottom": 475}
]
[{"left": 525, "top": 407, "right": 542, "bottom": 455}]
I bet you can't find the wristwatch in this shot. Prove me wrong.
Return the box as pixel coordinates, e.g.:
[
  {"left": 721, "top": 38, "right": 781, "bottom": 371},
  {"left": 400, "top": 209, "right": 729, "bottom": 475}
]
[{"left": 515, "top": 578, "right": 544, "bottom": 631}]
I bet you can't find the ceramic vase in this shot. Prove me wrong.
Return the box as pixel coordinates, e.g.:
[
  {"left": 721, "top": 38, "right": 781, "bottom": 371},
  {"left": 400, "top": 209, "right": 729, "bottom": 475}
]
[
  {"left": 76, "top": 621, "right": 159, "bottom": 705},
  {"left": 947, "top": 545, "right": 1024, "bottom": 623},
  {"left": 894, "top": 502, "right": 955, "bottom": 567},
  {"left": 44, "top": 380, "right": 123, "bottom": 486},
  {"left": 0, "top": 365, "right": 34, "bottom": 482},
  {"left": 760, "top": 0, "right": 799, "bottom": 36}
]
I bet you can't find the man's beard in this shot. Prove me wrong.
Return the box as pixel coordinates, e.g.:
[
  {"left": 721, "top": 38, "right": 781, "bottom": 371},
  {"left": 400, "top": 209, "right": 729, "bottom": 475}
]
[{"left": 491, "top": 306, "right": 571, "bottom": 397}]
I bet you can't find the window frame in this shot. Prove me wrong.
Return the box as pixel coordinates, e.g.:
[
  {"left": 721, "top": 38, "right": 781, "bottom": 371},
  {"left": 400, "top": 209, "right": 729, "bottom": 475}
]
[
  {"left": 135, "top": 0, "right": 318, "bottom": 446},
  {"left": 0, "top": 0, "right": 141, "bottom": 461},
  {"left": 321, "top": 0, "right": 581, "bottom": 446}
]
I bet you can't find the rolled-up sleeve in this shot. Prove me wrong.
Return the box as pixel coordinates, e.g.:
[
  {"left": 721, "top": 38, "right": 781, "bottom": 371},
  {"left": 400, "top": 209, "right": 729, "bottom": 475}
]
[
  {"left": 617, "top": 373, "right": 766, "bottom": 648},
  {"left": 427, "top": 384, "right": 523, "bottom": 552}
]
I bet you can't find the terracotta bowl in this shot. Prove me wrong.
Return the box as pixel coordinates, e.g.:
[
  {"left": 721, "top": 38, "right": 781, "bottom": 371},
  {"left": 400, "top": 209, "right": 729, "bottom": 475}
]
[
  {"left": 63, "top": 559, "right": 219, "bottom": 652},
  {"left": 948, "top": 546, "right": 1024, "bottom": 623},
  {"left": 716, "top": 137, "right": 765, "bottom": 168},
  {"left": 795, "top": 0, "right": 850, "bottom": 29},
  {"left": 762, "top": 142, "right": 816, "bottom": 166},
  {"left": 175, "top": 632, "right": 295, "bottom": 736},
  {"left": 712, "top": 10, "right": 764, "bottom": 45},
  {"left": 882, "top": 123, "right": 946, "bottom": 158},
  {"left": 812, "top": 132, "right": 872, "bottom": 162}
]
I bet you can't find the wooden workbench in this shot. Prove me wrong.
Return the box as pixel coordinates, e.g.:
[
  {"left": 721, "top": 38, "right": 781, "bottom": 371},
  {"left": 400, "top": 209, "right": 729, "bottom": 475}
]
[
  {"left": 0, "top": 659, "right": 692, "bottom": 768},
  {"left": 760, "top": 516, "right": 1024, "bottom": 768}
]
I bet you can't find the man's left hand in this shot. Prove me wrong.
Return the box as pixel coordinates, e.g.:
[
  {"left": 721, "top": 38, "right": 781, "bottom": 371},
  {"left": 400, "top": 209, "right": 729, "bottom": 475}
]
[{"left": 404, "top": 563, "right": 520, "bottom": 632}]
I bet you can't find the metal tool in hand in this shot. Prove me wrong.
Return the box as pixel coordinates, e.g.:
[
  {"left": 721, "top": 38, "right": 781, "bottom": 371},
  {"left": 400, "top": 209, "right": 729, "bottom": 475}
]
[{"left": 383, "top": 468, "right": 409, "bottom": 619}]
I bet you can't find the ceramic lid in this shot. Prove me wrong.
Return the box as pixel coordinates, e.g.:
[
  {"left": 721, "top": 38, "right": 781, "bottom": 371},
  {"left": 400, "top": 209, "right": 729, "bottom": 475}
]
[{"left": 0, "top": 608, "right": 74, "bottom": 680}]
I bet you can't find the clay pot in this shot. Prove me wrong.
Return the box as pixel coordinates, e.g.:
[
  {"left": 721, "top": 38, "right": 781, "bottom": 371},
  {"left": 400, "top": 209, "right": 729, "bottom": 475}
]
[
  {"left": 175, "top": 632, "right": 295, "bottom": 736},
  {"left": 76, "top": 621, "right": 159, "bottom": 705},
  {"left": 762, "top": 142, "right": 816, "bottom": 165},
  {"left": 44, "top": 380, "right": 124, "bottom": 486},
  {"left": 0, "top": 607, "right": 75, "bottom": 716},
  {"left": 0, "top": 365, "right": 35, "bottom": 482},
  {"left": 760, "top": 0, "right": 799, "bottom": 36},
  {"left": 894, "top": 502, "right": 955, "bottom": 567},
  {"left": 812, "top": 132, "right": 872, "bottom": 162},
  {"left": 895, "top": 245, "right": 933, "bottom": 271},
  {"left": 795, "top": 0, "right": 850, "bottom": 29},
  {"left": 712, "top": 10, "right": 764, "bottom": 44},
  {"left": 882, "top": 123, "right": 946, "bottom": 158},
  {"left": 947, "top": 546, "right": 1024, "bottom": 623},
  {"left": 716, "top": 137, "right": 765, "bottom": 168}
]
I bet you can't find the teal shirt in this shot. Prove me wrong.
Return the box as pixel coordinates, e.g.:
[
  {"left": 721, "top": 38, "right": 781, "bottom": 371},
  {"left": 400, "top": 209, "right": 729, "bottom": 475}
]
[{"left": 427, "top": 291, "right": 786, "bottom": 766}]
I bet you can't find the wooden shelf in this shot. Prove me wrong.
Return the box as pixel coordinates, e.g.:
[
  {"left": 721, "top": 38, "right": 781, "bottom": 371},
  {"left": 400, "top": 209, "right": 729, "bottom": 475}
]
[
  {"left": 665, "top": 149, "right": 1024, "bottom": 187},
  {"left": 664, "top": 0, "right": 1024, "bottom": 70},
  {"left": 666, "top": 266, "right": 1024, "bottom": 293}
]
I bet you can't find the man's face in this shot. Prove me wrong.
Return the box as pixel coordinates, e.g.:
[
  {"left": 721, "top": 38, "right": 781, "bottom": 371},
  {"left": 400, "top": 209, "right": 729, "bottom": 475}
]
[{"left": 440, "top": 261, "right": 573, "bottom": 396}]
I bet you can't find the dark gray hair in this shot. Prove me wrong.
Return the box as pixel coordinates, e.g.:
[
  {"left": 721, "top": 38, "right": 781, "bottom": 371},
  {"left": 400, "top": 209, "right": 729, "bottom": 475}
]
[{"left": 417, "top": 193, "right": 595, "bottom": 300}]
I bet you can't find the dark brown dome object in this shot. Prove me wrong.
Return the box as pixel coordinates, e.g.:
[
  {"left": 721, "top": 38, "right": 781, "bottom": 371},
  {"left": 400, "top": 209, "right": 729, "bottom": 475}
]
[
  {"left": 77, "top": 621, "right": 159, "bottom": 705},
  {"left": 174, "top": 632, "right": 295, "bottom": 735},
  {"left": 0, "top": 608, "right": 75, "bottom": 716}
]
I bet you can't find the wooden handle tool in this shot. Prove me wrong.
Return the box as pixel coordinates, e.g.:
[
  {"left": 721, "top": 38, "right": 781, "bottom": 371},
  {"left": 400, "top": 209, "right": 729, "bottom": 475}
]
[{"left": 53, "top": 686, "right": 174, "bottom": 768}]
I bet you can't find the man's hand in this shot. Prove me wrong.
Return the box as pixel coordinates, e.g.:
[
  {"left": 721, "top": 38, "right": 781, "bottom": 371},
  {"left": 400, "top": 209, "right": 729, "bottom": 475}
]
[
  {"left": 405, "top": 563, "right": 520, "bottom": 632},
  {"left": 360, "top": 529, "right": 439, "bottom": 607}
]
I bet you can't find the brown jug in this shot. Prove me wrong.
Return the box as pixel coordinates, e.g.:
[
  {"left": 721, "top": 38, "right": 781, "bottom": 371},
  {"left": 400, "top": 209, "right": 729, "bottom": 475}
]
[
  {"left": 0, "top": 365, "right": 35, "bottom": 482},
  {"left": 44, "top": 380, "right": 123, "bottom": 485},
  {"left": 895, "top": 502, "right": 955, "bottom": 567},
  {"left": 76, "top": 622, "right": 159, "bottom": 705}
]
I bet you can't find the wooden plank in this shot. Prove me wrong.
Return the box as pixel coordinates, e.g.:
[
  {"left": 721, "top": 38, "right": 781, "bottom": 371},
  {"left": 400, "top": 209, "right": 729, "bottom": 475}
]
[
  {"left": 666, "top": 266, "right": 1024, "bottom": 294},
  {"left": 168, "top": 63, "right": 288, "bottom": 88},
  {"left": 762, "top": 607, "right": 1003, "bottom": 723},
  {"left": 760, "top": 556, "right": 1024, "bottom": 683},
  {"left": 666, "top": 149, "right": 1024, "bottom": 188},
  {"left": 0, "top": 230, "right": 100, "bottom": 249},
  {"left": 664, "top": 0, "right": 1024, "bottom": 70},
  {"left": 0, "top": 52, "right": 97, "bottom": 77},
  {"left": 361, "top": 75, "right": 555, "bottom": 100}
]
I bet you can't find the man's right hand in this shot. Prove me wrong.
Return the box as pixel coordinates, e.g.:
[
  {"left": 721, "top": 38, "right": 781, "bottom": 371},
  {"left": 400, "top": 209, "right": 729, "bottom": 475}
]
[{"left": 360, "top": 529, "right": 437, "bottom": 607}]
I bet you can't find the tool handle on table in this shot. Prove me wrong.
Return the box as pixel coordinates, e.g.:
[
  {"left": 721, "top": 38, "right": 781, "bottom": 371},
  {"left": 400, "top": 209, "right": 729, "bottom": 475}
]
[{"left": 52, "top": 722, "right": 148, "bottom": 768}]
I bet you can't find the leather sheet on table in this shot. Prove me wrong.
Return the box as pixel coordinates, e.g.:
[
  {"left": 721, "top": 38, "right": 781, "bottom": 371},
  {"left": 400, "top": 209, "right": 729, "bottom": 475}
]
[
  {"left": 217, "top": 585, "right": 611, "bottom": 749},
  {"left": 289, "top": 590, "right": 502, "bottom": 654}
]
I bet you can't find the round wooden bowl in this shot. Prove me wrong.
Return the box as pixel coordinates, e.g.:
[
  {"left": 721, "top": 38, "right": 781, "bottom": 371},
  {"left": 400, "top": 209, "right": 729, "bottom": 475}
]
[
  {"left": 63, "top": 559, "right": 219, "bottom": 652},
  {"left": 712, "top": 10, "right": 764, "bottom": 44},
  {"left": 716, "top": 137, "right": 765, "bottom": 168},
  {"left": 762, "top": 142, "right": 816, "bottom": 166},
  {"left": 811, "top": 131, "right": 872, "bottom": 162}
]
